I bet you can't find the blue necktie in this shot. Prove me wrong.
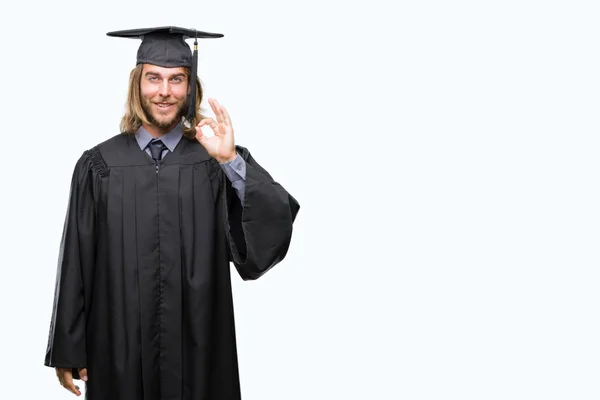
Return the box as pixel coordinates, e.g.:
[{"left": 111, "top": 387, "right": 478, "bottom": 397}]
[{"left": 148, "top": 139, "right": 165, "bottom": 161}]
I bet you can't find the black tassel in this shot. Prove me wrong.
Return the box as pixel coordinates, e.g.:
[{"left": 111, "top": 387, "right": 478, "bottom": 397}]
[{"left": 187, "top": 33, "right": 199, "bottom": 123}]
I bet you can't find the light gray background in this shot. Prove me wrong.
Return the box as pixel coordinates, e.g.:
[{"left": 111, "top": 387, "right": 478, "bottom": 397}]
[{"left": 0, "top": 0, "right": 599, "bottom": 399}]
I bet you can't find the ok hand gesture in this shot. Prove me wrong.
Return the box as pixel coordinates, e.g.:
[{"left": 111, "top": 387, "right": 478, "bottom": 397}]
[{"left": 195, "top": 98, "right": 237, "bottom": 163}]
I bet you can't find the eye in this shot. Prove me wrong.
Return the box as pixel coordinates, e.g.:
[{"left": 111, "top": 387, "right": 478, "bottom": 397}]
[
  {"left": 171, "top": 77, "right": 183, "bottom": 83},
  {"left": 148, "top": 76, "right": 159, "bottom": 81}
]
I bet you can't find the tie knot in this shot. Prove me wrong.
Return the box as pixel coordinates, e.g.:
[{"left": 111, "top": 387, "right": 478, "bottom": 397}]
[{"left": 148, "top": 139, "right": 166, "bottom": 161}]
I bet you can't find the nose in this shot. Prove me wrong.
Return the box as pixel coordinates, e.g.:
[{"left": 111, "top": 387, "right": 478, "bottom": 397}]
[{"left": 158, "top": 80, "right": 170, "bottom": 97}]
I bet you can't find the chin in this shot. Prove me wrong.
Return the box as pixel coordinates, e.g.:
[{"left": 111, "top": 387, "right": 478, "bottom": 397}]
[{"left": 153, "top": 114, "right": 178, "bottom": 125}]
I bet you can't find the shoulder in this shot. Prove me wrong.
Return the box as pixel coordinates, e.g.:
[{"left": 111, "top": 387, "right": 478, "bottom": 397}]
[
  {"left": 91, "top": 132, "right": 137, "bottom": 167},
  {"left": 74, "top": 133, "right": 126, "bottom": 177},
  {"left": 78, "top": 132, "right": 128, "bottom": 159},
  {"left": 94, "top": 132, "right": 130, "bottom": 153}
]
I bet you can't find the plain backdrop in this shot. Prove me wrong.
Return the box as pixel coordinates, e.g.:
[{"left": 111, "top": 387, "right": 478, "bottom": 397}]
[{"left": 0, "top": 0, "right": 599, "bottom": 399}]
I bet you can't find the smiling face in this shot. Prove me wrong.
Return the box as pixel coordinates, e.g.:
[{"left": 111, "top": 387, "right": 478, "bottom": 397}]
[{"left": 140, "top": 64, "right": 189, "bottom": 134}]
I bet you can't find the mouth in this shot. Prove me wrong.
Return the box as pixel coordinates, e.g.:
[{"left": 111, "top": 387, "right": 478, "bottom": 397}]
[{"left": 155, "top": 102, "right": 175, "bottom": 110}]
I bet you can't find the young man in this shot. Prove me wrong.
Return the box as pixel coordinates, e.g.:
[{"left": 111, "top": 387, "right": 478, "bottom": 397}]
[{"left": 44, "top": 26, "right": 300, "bottom": 399}]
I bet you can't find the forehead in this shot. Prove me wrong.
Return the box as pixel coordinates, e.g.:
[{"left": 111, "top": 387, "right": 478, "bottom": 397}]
[{"left": 141, "top": 64, "right": 187, "bottom": 76}]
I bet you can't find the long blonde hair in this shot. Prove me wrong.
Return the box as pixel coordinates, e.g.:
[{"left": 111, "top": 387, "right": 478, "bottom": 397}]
[{"left": 120, "top": 64, "right": 206, "bottom": 138}]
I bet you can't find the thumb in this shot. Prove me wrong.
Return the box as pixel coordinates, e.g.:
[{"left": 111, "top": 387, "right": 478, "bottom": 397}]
[{"left": 78, "top": 368, "right": 88, "bottom": 382}]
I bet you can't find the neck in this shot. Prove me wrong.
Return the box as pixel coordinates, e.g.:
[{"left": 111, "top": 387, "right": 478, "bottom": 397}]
[{"left": 142, "top": 122, "right": 178, "bottom": 138}]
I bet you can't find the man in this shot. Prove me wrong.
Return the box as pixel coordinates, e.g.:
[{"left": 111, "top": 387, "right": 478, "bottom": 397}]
[{"left": 44, "top": 26, "right": 300, "bottom": 399}]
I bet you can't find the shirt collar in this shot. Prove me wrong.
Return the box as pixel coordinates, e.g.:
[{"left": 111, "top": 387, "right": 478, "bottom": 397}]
[{"left": 135, "top": 122, "right": 184, "bottom": 153}]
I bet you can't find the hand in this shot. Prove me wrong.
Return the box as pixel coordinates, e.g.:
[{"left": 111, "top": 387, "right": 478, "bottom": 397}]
[
  {"left": 55, "top": 367, "right": 87, "bottom": 396},
  {"left": 195, "top": 98, "right": 237, "bottom": 163}
]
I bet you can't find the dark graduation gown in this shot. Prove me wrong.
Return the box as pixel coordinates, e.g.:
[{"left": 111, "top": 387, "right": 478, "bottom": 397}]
[{"left": 44, "top": 133, "right": 300, "bottom": 400}]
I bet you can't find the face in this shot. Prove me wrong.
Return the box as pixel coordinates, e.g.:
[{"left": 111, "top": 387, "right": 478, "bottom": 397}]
[{"left": 140, "top": 64, "right": 188, "bottom": 132}]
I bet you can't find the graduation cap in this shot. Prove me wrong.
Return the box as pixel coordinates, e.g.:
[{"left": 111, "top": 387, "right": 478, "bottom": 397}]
[{"left": 107, "top": 26, "right": 224, "bottom": 122}]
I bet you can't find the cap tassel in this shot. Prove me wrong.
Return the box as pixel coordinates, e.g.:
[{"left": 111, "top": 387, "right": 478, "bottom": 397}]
[{"left": 187, "top": 34, "right": 199, "bottom": 123}]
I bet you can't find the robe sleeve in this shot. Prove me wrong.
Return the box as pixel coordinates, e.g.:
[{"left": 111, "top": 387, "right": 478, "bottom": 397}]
[
  {"left": 224, "top": 145, "right": 300, "bottom": 280},
  {"left": 44, "top": 152, "right": 97, "bottom": 373}
]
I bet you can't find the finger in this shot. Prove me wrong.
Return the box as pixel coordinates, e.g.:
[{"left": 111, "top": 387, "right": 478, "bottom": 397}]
[
  {"left": 61, "top": 371, "right": 81, "bottom": 396},
  {"left": 207, "top": 98, "right": 217, "bottom": 120},
  {"left": 56, "top": 368, "right": 66, "bottom": 386},
  {"left": 220, "top": 103, "right": 232, "bottom": 126},
  {"left": 194, "top": 125, "right": 204, "bottom": 140},
  {"left": 198, "top": 118, "right": 219, "bottom": 133},
  {"left": 212, "top": 98, "right": 225, "bottom": 124},
  {"left": 64, "top": 381, "right": 81, "bottom": 396},
  {"left": 65, "top": 382, "right": 82, "bottom": 396},
  {"left": 208, "top": 98, "right": 222, "bottom": 123},
  {"left": 197, "top": 117, "right": 217, "bottom": 127},
  {"left": 209, "top": 98, "right": 227, "bottom": 125},
  {"left": 78, "top": 368, "right": 88, "bottom": 382}
]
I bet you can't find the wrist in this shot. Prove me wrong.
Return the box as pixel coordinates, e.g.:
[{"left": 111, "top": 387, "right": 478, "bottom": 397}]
[{"left": 218, "top": 152, "right": 237, "bottom": 164}]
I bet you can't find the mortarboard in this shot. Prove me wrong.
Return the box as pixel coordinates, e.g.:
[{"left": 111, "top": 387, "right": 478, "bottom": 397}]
[{"left": 106, "top": 26, "right": 224, "bottom": 122}]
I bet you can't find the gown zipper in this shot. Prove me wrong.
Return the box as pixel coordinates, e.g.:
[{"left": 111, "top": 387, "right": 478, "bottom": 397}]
[{"left": 155, "top": 157, "right": 163, "bottom": 388}]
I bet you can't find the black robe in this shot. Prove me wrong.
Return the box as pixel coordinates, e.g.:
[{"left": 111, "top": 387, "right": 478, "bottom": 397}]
[{"left": 44, "top": 133, "right": 300, "bottom": 400}]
